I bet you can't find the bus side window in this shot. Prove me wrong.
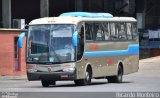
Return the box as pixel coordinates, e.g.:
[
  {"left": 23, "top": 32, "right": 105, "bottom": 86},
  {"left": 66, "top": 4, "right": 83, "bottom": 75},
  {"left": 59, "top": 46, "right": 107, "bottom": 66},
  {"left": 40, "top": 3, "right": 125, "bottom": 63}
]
[
  {"left": 118, "top": 23, "right": 127, "bottom": 40},
  {"left": 85, "top": 23, "right": 93, "bottom": 41},
  {"left": 110, "top": 23, "right": 118, "bottom": 40},
  {"left": 126, "top": 23, "right": 132, "bottom": 40},
  {"left": 102, "top": 23, "right": 110, "bottom": 40},
  {"left": 95, "top": 23, "right": 105, "bottom": 41},
  {"left": 132, "top": 23, "right": 138, "bottom": 40},
  {"left": 96, "top": 29, "right": 102, "bottom": 41}
]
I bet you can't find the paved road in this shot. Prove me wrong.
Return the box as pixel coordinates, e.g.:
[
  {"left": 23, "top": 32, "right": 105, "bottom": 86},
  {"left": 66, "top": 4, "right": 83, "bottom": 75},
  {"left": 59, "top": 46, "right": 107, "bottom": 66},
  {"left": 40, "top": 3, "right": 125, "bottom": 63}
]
[{"left": 0, "top": 57, "right": 160, "bottom": 97}]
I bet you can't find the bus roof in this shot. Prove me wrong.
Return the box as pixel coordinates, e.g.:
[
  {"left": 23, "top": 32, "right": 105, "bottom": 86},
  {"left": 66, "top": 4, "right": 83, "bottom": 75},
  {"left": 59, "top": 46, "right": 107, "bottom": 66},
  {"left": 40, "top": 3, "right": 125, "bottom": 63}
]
[
  {"left": 29, "top": 17, "right": 136, "bottom": 25},
  {"left": 59, "top": 12, "right": 114, "bottom": 18},
  {"left": 29, "top": 12, "right": 136, "bottom": 25}
]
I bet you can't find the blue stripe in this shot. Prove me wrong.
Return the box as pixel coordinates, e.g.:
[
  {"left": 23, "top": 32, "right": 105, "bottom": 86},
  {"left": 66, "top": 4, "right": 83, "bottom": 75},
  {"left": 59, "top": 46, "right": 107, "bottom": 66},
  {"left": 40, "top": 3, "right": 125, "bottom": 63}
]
[{"left": 84, "top": 45, "right": 139, "bottom": 57}]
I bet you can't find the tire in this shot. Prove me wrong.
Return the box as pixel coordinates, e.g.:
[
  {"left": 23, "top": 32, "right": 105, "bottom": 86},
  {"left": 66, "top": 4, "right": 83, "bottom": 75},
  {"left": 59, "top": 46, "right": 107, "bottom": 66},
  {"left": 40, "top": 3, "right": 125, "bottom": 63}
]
[
  {"left": 74, "top": 68, "right": 92, "bottom": 86},
  {"left": 107, "top": 65, "right": 123, "bottom": 83},
  {"left": 41, "top": 80, "right": 56, "bottom": 87}
]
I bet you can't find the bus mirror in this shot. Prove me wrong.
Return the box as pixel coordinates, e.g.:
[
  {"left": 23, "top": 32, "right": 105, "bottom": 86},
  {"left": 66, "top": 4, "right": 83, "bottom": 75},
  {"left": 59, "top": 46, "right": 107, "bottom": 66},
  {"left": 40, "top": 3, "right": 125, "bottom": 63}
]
[
  {"left": 18, "top": 32, "right": 26, "bottom": 48},
  {"left": 72, "top": 31, "right": 78, "bottom": 47}
]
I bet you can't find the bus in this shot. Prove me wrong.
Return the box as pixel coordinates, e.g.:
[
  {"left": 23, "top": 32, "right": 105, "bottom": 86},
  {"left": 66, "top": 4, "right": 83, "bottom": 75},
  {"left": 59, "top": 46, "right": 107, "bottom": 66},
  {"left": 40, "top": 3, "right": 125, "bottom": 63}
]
[{"left": 18, "top": 12, "right": 139, "bottom": 87}]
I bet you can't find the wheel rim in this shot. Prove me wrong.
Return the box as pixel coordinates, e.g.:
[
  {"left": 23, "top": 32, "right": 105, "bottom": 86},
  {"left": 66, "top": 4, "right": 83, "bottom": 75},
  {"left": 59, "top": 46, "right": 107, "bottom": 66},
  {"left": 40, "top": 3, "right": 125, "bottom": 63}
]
[
  {"left": 86, "top": 71, "right": 90, "bottom": 81},
  {"left": 118, "top": 67, "right": 122, "bottom": 81}
]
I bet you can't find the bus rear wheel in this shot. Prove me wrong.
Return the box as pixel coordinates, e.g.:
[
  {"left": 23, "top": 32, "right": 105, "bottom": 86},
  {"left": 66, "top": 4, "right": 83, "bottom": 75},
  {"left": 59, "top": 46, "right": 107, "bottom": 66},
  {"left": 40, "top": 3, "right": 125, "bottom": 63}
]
[
  {"left": 107, "top": 65, "right": 123, "bottom": 83},
  {"left": 41, "top": 80, "right": 55, "bottom": 87},
  {"left": 74, "top": 68, "right": 92, "bottom": 86}
]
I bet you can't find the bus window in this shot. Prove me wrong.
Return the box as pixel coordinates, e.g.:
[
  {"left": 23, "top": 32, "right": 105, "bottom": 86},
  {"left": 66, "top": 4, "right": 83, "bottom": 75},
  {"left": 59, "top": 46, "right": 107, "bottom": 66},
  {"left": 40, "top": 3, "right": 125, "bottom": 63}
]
[
  {"left": 118, "top": 23, "right": 127, "bottom": 40},
  {"left": 96, "top": 29, "right": 102, "bottom": 41},
  {"left": 126, "top": 23, "right": 132, "bottom": 40},
  {"left": 85, "top": 23, "right": 94, "bottom": 41},
  {"left": 110, "top": 23, "right": 118, "bottom": 40},
  {"left": 29, "top": 25, "right": 50, "bottom": 54},
  {"left": 132, "top": 23, "right": 138, "bottom": 40},
  {"left": 95, "top": 23, "right": 105, "bottom": 41},
  {"left": 102, "top": 23, "right": 110, "bottom": 40}
]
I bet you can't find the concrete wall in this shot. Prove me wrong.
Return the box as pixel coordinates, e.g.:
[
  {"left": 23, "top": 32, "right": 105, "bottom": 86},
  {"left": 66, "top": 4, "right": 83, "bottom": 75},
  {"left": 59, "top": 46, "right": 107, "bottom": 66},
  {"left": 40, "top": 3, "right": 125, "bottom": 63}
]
[{"left": 0, "top": 29, "right": 26, "bottom": 76}]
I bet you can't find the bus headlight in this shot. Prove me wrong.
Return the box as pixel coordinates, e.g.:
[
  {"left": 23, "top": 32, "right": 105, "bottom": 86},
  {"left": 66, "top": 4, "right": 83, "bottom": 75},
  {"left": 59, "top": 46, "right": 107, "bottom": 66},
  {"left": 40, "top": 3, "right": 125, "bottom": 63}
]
[
  {"left": 27, "top": 64, "right": 37, "bottom": 72},
  {"left": 63, "top": 67, "right": 75, "bottom": 72}
]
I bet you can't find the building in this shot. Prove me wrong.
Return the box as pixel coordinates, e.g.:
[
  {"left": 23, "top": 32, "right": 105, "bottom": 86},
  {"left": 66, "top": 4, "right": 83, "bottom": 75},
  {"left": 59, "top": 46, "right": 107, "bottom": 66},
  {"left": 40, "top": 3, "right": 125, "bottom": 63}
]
[
  {"left": 0, "top": 0, "right": 160, "bottom": 29},
  {"left": 0, "top": 29, "right": 26, "bottom": 76},
  {"left": 0, "top": 0, "right": 136, "bottom": 28}
]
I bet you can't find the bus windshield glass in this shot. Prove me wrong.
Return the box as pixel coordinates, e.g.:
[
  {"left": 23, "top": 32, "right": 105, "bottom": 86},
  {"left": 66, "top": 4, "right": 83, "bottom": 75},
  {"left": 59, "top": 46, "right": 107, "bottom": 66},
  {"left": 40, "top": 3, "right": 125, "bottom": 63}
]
[{"left": 27, "top": 24, "right": 75, "bottom": 63}]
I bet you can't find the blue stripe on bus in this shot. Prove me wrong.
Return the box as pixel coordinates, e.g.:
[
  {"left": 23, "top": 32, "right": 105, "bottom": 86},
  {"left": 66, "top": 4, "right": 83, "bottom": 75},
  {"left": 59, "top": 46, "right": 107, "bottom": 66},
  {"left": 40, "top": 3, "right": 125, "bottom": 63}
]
[{"left": 84, "top": 44, "right": 139, "bottom": 57}]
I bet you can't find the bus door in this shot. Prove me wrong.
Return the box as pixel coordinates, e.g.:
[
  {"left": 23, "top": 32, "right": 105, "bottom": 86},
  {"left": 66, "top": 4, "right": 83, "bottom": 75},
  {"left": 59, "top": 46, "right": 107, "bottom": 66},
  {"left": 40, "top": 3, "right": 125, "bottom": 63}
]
[{"left": 77, "top": 25, "right": 84, "bottom": 61}]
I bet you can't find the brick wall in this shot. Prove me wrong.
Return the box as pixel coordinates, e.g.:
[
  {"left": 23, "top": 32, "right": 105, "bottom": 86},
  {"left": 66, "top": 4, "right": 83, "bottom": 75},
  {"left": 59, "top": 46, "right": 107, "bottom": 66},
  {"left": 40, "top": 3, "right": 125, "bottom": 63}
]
[{"left": 0, "top": 29, "right": 26, "bottom": 76}]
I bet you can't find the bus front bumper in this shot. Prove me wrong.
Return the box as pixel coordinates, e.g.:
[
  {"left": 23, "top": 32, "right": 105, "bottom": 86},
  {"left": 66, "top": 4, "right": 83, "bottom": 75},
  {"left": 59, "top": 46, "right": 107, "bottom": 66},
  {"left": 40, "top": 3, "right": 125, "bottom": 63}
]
[{"left": 27, "top": 71, "right": 76, "bottom": 81}]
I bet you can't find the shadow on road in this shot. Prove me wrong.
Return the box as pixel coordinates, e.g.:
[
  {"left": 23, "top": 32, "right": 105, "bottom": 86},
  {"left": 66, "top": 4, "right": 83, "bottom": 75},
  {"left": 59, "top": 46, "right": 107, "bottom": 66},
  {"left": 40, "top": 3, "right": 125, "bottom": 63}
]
[
  {"left": 36, "top": 81, "right": 108, "bottom": 88},
  {"left": 36, "top": 81, "right": 133, "bottom": 88}
]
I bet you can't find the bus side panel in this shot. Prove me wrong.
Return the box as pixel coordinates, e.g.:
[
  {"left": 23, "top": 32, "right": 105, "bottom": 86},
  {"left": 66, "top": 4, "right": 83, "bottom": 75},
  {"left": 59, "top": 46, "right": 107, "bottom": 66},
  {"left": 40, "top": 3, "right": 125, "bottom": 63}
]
[
  {"left": 75, "top": 60, "right": 88, "bottom": 79},
  {"left": 84, "top": 41, "right": 139, "bottom": 78},
  {"left": 75, "top": 57, "right": 102, "bottom": 79},
  {"left": 123, "top": 54, "right": 139, "bottom": 75}
]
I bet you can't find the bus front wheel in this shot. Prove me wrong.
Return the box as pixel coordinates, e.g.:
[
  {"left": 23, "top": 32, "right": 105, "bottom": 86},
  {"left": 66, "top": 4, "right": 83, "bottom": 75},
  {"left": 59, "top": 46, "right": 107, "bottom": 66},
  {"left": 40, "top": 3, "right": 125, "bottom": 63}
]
[
  {"left": 74, "top": 68, "right": 92, "bottom": 86},
  {"left": 41, "top": 80, "right": 55, "bottom": 87}
]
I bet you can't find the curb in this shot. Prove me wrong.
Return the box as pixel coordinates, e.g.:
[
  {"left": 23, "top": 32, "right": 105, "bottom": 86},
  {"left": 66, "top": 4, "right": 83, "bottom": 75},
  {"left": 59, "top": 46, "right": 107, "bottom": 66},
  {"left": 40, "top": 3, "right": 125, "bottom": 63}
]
[{"left": 140, "top": 56, "right": 160, "bottom": 62}]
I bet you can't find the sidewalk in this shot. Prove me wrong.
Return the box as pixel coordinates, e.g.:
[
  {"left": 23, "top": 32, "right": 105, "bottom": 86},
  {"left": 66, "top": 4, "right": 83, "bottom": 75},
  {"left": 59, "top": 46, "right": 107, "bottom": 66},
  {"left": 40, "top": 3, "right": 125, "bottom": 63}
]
[
  {"left": 140, "top": 56, "right": 160, "bottom": 62},
  {"left": 0, "top": 75, "right": 27, "bottom": 80}
]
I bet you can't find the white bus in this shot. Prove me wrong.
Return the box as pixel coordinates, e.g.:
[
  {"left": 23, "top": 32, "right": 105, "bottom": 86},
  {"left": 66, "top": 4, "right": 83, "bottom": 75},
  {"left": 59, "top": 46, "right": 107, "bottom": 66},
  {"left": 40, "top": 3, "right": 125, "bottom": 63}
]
[{"left": 18, "top": 12, "right": 139, "bottom": 87}]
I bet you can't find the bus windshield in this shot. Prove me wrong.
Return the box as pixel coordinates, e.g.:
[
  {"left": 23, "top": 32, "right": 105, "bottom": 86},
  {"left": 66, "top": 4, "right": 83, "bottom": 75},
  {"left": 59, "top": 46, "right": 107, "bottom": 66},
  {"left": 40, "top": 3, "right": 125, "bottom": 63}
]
[{"left": 27, "top": 24, "right": 75, "bottom": 64}]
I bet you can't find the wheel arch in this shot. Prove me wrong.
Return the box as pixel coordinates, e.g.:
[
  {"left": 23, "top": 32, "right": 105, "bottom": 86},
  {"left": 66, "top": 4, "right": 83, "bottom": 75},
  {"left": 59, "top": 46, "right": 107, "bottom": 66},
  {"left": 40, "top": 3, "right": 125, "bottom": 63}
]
[
  {"left": 117, "top": 61, "right": 124, "bottom": 75},
  {"left": 84, "top": 63, "right": 93, "bottom": 77},
  {"left": 86, "top": 64, "right": 92, "bottom": 73}
]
